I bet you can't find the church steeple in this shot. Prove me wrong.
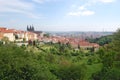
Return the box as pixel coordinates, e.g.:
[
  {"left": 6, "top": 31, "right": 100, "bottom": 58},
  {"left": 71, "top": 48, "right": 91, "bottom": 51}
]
[
  {"left": 27, "top": 25, "right": 29, "bottom": 31},
  {"left": 30, "top": 25, "right": 32, "bottom": 31},
  {"left": 27, "top": 25, "right": 35, "bottom": 31},
  {"left": 32, "top": 24, "right": 34, "bottom": 31}
]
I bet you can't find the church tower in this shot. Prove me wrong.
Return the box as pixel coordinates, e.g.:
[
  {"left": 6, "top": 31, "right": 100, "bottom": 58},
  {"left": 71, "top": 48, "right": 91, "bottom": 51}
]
[
  {"left": 32, "top": 24, "right": 34, "bottom": 31},
  {"left": 27, "top": 25, "right": 34, "bottom": 32},
  {"left": 27, "top": 25, "right": 29, "bottom": 31}
]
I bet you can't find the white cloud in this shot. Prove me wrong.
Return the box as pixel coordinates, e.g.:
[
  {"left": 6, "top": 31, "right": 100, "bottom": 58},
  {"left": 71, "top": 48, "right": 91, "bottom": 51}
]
[
  {"left": 68, "top": 2, "right": 94, "bottom": 17},
  {"left": 68, "top": 10, "right": 95, "bottom": 16},
  {"left": 98, "top": 0, "right": 115, "bottom": 3},
  {"left": 78, "top": 6, "right": 86, "bottom": 10},
  {"left": 67, "top": 0, "right": 116, "bottom": 17},
  {"left": 0, "top": 0, "right": 34, "bottom": 11},
  {"left": 0, "top": 0, "right": 40, "bottom": 19},
  {"left": 81, "top": 10, "right": 95, "bottom": 16}
]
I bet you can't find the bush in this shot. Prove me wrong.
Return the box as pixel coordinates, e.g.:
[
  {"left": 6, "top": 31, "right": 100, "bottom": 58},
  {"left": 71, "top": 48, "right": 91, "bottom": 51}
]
[
  {"left": 87, "top": 58, "right": 93, "bottom": 65},
  {"left": 92, "top": 68, "right": 120, "bottom": 80},
  {"left": 52, "top": 64, "right": 86, "bottom": 80},
  {"left": 0, "top": 41, "right": 3, "bottom": 45}
]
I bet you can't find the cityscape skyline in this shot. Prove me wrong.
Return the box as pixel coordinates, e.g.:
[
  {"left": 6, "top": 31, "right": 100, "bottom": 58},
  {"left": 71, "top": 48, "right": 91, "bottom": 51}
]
[{"left": 0, "top": 0, "right": 120, "bottom": 31}]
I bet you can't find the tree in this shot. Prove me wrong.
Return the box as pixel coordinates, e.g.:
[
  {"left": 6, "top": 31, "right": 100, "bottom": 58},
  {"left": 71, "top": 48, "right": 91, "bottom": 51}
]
[
  {"left": 0, "top": 41, "right": 3, "bottom": 45},
  {"left": 0, "top": 44, "right": 58, "bottom": 80},
  {"left": 23, "top": 38, "right": 26, "bottom": 42},
  {"left": 111, "top": 29, "right": 120, "bottom": 61},
  {"left": 53, "top": 64, "right": 86, "bottom": 80},
  {"left": 87, "top": 58, "right": 93, "bottom": 65},
  {"left": 102, "top": 51, "right": 115, "bottom": 69},
  {"left": 96, "top": 48, "right": 105, "bottom": 59},
  {"left": 44, "top": 33, "right": 50, "bottom": 37},
  {"left": 91, "top": 29, "right": 120, "bottom": 80},
  {"left": 112, "top": 29, "right": 120, "bottom": 52},
  {"left": 86, "top": 35, "right": 112, "bottom": 46}
]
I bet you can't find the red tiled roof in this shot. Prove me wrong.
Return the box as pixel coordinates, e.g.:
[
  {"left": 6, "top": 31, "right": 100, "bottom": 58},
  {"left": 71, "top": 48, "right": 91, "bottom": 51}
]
[
  {"left": 0, "top": 27, "right": 7, "bottom": 31},
  {"left": 14, "top": 30, "right": 25, "bottom": 33},
  {"left": 79, "top": 41, "right": 90, "bottom": 46},
  {"left": 0, "top": 29, "right": 15, "bottom": 33}
]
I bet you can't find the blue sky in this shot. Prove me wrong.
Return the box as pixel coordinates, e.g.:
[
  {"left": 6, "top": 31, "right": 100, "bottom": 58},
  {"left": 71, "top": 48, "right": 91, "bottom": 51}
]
[{"left": 0, "top": 0, "right": 120, "bottom": 31}]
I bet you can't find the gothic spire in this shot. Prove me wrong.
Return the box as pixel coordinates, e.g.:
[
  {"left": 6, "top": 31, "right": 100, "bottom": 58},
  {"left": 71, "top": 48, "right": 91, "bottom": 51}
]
[
  {"left": 27, "top": 25, "right": 29, "bottom": 31},
  {"left": 30, "top": 25, "right": 32, "bottom": 31},
  {"left": 32, "top": 24, "right": 34, "bottom": 31}
]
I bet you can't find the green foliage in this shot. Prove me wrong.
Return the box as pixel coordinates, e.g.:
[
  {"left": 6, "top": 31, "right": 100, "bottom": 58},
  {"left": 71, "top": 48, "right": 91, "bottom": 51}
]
[
  {"left": 53, "top": 64, "right": 86, "bottom": 80},
  {"left": 92, "top": 68, "right": 120, "bottom": 80},
  {"left": 91, "top": 29, "right": 120, "bottom": 80},
  {"left": 103, "top": 68, "right": 120, "bottom": 80},
  {"left": 102, "top": 51, "right": 115, "bottom": 69},
  {"left": 0, "top": 41, "right": 3, "bottom": 45},
  {"left": 111, "top": 29, "right": 120, "bottom": 61},
  {"left": 1, "top": 30, "right": 120, "bottom": 80},
  {"left": 23, "top": 38, "right": 26, "bottom": 42},
  {"left": 91, "top": 49, "right": 117, "bottom": 80},
  {"left": 86, "top": 35, "right": 113, "bottom": 46},
  {"left": 0, "top": 44, "right": 57, "bottom": 80},
  {"left": 96, "top": 48, "right": 105, "bottom": 59},
  {"left": 87, "top": 58, "right": 93, "bottom": 65},
  {"left": 0, "top": 43, "right": 92, "bottom": 80},
  {"left": 44, "top": 33, "right": 50, "bottom": 37}
]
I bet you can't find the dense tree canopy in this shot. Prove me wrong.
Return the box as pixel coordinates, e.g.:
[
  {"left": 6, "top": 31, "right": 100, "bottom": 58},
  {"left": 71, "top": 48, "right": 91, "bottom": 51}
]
[
  {"left": 92, "top": 29, "right": 120, "bottom": 80},
  {"left": 0, "top": 43, "right": 87, "bottom": 80},
  {"left": 0, "top": 44, "right": 57, "bottom": 80},
  {"left": 86, "top": 35, "right": 113, "bottom": 46}
]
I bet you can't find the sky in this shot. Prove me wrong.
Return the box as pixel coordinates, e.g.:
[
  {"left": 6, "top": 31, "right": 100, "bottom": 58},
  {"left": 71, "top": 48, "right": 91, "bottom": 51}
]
[{"left": 0, "top": 0, "right": 120, "bottom": 31}]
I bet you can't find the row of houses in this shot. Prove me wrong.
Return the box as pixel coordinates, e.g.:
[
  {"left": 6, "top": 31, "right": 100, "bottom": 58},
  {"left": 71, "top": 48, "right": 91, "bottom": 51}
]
[
  {"left": 0, "top": 27, "right": 99, "bottom": 50},
  {"left": 40, "top": 36, "right": 100, "bottom": 50},
  {"left": 0, "top": 27, "right": 37, "bottom": 42}
]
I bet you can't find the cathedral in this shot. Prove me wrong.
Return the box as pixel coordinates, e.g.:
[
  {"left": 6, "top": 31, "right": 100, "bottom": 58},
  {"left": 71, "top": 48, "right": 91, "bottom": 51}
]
[
  {"left": 27, "top": 25, "right": 34, "bottom": 31},
  {"left": 27, "top": 25, "right": 44, "bottom": 37}
]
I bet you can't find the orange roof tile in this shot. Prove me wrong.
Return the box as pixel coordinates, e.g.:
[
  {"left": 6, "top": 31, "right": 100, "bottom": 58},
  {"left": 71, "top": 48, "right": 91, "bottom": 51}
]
[
  {"left": 0, "top": 27, "right": 7, "bottom": 31},
  {"left": 0, "top": 29, "right": 15, "bottom": 33}
]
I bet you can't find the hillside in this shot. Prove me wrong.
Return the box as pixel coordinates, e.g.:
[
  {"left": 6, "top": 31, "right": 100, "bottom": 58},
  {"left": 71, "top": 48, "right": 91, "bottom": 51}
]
[{"left": 0, "top": 30, "right": 120, "bottom": 80}]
